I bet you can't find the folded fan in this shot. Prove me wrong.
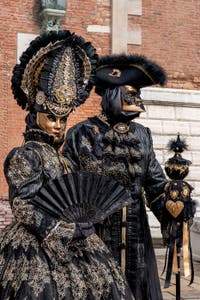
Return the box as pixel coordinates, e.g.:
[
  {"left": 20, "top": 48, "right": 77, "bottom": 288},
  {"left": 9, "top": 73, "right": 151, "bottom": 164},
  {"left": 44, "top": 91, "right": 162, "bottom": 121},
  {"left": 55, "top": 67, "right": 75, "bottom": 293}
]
[{"left": 32, "top": 171, "right": 132, "bottom": 223}]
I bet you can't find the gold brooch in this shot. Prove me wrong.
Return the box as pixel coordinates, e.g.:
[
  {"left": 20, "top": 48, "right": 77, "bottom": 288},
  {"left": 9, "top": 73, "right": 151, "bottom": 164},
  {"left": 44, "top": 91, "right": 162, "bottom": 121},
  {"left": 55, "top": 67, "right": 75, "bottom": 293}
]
[
  {"left": 113, "top": 122, "right": 129, "bottom": 134},
  {"left": 170, "top": 190, "right": 179, "bottom": 200},
  {"left": 92, "top": 126, "right": 99, "bottom": 134},
  {"left": 108, "top": 68, "right": 121, "bottom": 78},
  {"left": 181, "top": 186, "right": 190, "bottom": 198},
  {"left": 55, "top": 85, "right": 74, "bottom": 105}
]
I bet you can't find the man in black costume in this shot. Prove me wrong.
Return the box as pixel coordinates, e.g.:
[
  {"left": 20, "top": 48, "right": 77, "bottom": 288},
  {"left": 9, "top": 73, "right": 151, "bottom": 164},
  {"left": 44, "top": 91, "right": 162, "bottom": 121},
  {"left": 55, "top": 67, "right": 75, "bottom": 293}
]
[{"left": 62, "top": 54, "right": 169, "bottom": 300}]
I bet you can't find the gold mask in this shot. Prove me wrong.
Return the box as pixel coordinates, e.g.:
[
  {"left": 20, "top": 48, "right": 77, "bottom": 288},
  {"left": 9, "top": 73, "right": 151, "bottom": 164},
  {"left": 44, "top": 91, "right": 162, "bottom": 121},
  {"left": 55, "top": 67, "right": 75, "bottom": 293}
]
[
  {"left": 121, "top": 85, "right": 144, "bottom": 112},
  {"left": 36, "top": 112, "right": 67, "bottom": 142}
]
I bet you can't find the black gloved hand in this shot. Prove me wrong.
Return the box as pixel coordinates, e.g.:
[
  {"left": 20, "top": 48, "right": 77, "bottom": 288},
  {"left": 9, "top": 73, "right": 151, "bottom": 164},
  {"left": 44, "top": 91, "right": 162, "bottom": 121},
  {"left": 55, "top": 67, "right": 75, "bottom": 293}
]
[
  {"left": 73, "top": 222, "right": 95, "bottom": 239},
  {"left": 183, "top": 198, "right": 196, "bottom": 221}
]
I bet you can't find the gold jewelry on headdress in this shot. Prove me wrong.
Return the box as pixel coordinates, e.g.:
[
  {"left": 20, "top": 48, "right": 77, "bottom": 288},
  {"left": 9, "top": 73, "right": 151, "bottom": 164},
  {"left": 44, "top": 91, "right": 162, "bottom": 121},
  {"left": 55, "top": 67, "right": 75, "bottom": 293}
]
[
  {"left": 51, "top": 47, "right": 77, "bottom": 105},
  {"left": 21, "top": 40, "right": 64, "bottom": 105},
  {"left": 35, "top": 91, "right": 73, "bottom": 116}
]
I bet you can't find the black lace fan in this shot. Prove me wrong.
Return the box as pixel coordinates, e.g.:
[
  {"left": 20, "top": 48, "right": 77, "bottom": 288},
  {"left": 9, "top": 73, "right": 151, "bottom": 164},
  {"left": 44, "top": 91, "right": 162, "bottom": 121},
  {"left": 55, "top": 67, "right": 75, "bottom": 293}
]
[{"left": 32, "top": 171, "right": 132, "bottom": 223}]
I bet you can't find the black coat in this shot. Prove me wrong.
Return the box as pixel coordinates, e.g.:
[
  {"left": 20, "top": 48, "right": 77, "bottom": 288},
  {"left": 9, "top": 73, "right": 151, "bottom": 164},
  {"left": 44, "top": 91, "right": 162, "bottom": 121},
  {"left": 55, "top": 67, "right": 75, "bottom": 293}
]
[{"left": 63, "top": 115, "right": 168, "bottom": 300}]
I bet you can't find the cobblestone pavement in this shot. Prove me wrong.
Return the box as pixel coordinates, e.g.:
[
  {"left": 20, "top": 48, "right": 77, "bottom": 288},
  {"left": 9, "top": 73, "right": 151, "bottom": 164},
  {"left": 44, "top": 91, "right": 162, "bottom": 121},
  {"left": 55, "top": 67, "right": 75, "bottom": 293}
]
[{"left": 155, "top": 248, "right": 200, "bottom": 300}]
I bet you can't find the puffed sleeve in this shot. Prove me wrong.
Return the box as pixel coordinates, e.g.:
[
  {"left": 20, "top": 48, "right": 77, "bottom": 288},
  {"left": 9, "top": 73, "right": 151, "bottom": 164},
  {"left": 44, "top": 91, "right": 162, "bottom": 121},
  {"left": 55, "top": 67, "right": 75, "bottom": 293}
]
[{"left": 4, "top": 146, "right": 76, "bottom": 261}]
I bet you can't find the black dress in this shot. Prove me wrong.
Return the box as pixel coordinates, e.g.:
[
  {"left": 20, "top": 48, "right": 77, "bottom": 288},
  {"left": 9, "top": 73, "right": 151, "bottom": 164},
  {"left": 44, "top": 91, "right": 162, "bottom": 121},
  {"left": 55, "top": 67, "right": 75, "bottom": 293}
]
[
  {"left": 63, "top": 115, "right": 168, "bottom": 300},
  {"left": 0, "top": 129, "right": 134, "bottom": 300}
]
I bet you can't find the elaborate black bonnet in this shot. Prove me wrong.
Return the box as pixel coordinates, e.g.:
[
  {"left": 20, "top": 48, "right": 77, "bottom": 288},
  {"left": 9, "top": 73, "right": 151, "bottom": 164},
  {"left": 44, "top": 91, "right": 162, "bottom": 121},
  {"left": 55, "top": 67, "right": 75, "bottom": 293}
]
[{"left": 11, "top": 30, "right": 98, "bottom": 116}]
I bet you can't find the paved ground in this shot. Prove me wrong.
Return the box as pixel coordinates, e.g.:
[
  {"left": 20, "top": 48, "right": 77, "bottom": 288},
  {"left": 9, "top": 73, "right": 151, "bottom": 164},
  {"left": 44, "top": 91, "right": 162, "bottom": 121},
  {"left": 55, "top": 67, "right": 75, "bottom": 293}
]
[{"left": 155, "top": 247, "right": 200, "bottom": 300}]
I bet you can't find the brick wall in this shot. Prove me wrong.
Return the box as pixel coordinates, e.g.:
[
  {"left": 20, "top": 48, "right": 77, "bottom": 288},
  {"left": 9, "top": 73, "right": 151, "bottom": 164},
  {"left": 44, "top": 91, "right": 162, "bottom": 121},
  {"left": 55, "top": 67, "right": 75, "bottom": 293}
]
[
  {"left": 0, "top": 198, "right": 13, "bottom": 229},
  {"left": 0, "top": 0, "right": 200, "bottom": 227}
]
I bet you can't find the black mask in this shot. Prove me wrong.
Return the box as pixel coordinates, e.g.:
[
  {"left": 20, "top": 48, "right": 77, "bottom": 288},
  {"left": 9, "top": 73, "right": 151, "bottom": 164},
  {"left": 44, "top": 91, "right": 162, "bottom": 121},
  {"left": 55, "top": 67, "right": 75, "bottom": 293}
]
[{"left": 101, "top": 87, "right": 143, "bottom": 124}]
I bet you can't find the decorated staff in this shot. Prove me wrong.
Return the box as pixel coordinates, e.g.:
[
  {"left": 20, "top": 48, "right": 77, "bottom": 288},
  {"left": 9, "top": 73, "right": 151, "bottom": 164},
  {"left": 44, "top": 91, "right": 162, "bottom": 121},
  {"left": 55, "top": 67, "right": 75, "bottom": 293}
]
[{"left": 161, "top": 134, "right": 196, "bottom": 299}]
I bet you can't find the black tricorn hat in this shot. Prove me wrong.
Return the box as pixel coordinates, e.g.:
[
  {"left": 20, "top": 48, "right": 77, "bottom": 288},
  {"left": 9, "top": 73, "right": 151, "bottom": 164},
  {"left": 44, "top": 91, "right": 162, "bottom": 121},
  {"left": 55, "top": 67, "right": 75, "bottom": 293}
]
[{"left": 95, "top": 54, "right": 167, "bottom": 95}]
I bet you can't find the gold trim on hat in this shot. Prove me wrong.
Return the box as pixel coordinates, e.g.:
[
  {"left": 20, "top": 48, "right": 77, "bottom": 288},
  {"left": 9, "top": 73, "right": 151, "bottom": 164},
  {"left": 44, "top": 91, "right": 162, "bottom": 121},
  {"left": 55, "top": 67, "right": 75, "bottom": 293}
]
[
  {"left": 21, "top": 40, "right": 65, "bottom": 105},
  {"left": 108, "top": 68, "right": 121, "bottom": 78},
  {"left": 96, "top": 63, "right": 155, "bottom": 84},
  {"left": 129, "top": 64, "right": 155, "bottom": 84},
  {"left": 55, "top": 85, "right": 74, "bottom": 105},
  {"left": 35, "top": 91, "right": 72, "bottom": 116},
  {"left": 52, "top": 47, "right": 76, "bottom": 105}
]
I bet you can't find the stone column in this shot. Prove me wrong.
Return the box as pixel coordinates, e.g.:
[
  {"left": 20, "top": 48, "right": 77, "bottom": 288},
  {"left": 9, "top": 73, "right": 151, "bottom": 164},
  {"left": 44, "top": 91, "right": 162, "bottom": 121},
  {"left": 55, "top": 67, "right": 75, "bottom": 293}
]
[{"left": 111, "top": 0, "right": 142, "bottom": 53}]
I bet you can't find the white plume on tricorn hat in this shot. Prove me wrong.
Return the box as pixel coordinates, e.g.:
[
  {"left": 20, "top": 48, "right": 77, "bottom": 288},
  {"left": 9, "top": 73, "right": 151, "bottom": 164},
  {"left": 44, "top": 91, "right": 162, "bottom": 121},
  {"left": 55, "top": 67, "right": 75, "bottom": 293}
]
[
  {"left": 11, "top": 30, "right": 98, "bottom": 116},
  {"left": 95, "top": 54, "right": 167, "bottom": 95}
]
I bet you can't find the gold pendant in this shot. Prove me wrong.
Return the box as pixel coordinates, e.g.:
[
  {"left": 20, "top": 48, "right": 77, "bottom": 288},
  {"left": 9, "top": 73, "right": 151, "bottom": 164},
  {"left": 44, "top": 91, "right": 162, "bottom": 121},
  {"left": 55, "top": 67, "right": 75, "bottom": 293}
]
[
  {"left": 166, "top": 200, "right": 184, "bottom": 218},
  {"left": 113, "top": 122, "right": 129, "bottom": 134}
]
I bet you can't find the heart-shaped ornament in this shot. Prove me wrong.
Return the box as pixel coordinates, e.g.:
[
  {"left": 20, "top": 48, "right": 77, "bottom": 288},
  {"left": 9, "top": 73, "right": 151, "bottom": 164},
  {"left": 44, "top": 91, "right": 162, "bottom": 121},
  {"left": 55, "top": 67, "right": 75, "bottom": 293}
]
[{"left": 166, "top": 200, "right": 184, "bottom": 218}]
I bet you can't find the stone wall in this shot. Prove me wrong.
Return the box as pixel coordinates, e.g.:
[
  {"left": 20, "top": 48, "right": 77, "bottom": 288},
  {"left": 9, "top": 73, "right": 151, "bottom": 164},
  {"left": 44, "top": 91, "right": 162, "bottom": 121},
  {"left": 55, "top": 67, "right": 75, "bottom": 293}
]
[{"left": 138, "top": 87, "right": 200, "bottom": 237}]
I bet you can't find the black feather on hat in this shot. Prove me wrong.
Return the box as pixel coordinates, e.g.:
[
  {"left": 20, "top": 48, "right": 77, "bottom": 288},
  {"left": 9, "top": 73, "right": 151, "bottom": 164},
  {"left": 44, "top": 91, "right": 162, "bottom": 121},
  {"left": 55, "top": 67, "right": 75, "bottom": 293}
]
[
  {"left": 11, "top": 30, "right": 98, "bottom": 116},
  {"left": 95, "top": 54, "right": 167, "bottom": 95}
]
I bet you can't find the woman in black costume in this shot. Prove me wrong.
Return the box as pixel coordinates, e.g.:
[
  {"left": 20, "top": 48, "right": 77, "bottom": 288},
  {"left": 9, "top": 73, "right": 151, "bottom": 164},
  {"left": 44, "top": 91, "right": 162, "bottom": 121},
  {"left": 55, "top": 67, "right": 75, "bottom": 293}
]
[{"left": 0, "top": 31, "right": 134, "bottom": 300}]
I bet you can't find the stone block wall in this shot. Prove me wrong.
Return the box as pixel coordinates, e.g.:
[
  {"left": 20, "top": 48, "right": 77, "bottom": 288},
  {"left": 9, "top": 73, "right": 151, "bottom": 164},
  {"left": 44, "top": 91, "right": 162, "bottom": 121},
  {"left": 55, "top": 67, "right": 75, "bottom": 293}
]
[{"left": 138, "top": 87, "right": 200, "bottom": 237}]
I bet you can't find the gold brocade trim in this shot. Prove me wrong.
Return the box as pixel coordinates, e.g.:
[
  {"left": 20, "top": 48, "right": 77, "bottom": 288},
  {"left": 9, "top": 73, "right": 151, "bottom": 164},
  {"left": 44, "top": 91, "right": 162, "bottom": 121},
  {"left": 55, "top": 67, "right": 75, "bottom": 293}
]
[
  {"left": 0, "top": 223, "right": 131, "bottom": 299},
  {"left": 172, "top": 241, "right": 178, "bottom": 274},
  {"left": 0, "top": 223, "right": 53, "bottom": 297},
  {"left": 12, "top": 198, "right": 35, "bottom": 226},
  {"left": 52, "top": 47, "right": 76, "bottom": 105},
  {"left": 21, "top": 40, "right": 64, "bottom": 105},
  {"left": 24, "top": 141, "right": 65, "bottom": 178},
  {"left": 7, "top": 150, "right": 33, "bottom": 188},
  {"left": 32, "top": 139, "right": 72, "bottom": 174},
  {"left": 121, "top": 207, "right": 127, "bottom": 274},
  {"left": 165, "top": 162, "right": 189, "bottom": 175},
  {"left": 183, "top": 221, "right": 190, "bottom": 277},
  {"left": 47, "top": 101, "right": 73, "bottom": 116},
  {"left": 35, "top": 91, "right": 73, "bottom": 116},
  {"left": 55, "top": 85, "right": 74, "bottom": 105},
  {"left": 171, "top": 222, "right": 190, "bottom": 278},
  {"left": 42, "top": 221, "right": 76, "bottom": 264}
]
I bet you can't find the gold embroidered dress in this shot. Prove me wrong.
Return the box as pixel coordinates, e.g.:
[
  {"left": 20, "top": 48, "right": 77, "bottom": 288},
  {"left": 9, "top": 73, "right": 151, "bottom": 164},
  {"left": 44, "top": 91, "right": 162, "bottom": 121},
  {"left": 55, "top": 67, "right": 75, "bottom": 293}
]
[{"left": 0, "top": 129, "right": 134, "bottom": 300}]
